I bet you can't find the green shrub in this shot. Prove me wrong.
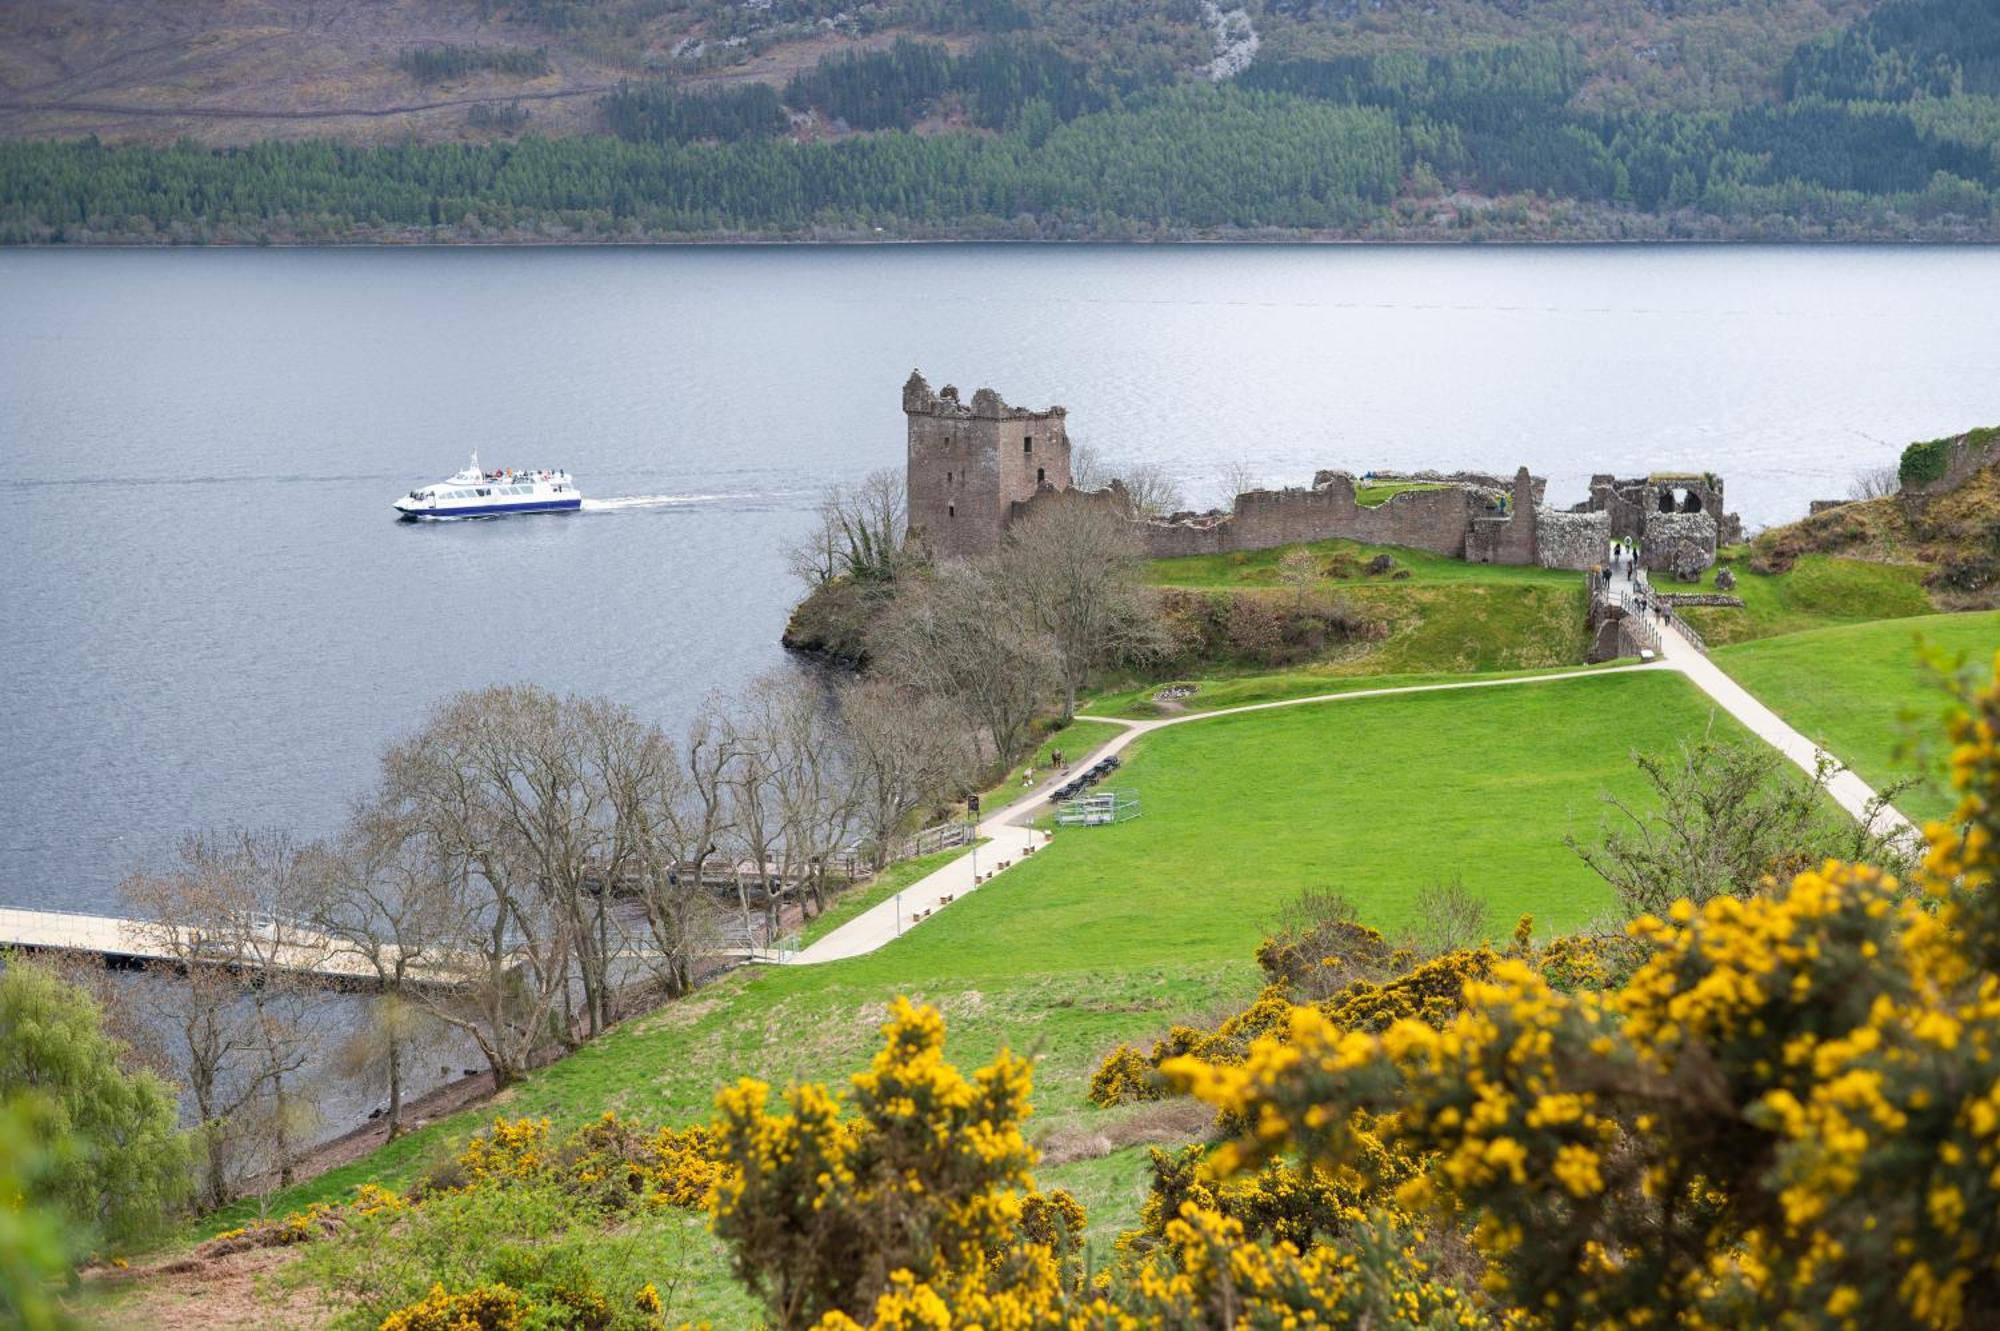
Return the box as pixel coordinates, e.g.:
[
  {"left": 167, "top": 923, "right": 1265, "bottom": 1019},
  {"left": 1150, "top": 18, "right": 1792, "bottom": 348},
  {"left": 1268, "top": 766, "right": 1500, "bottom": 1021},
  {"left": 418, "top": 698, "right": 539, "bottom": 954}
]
[
  {"left": 294, "top": 1179, "right": 676, "bottom": 1329},
  {"left": 1900, "top": 436, "right": 1954, "bottom": 487},
  {"left": 0, "top": 958, "right": 189, "bottom": 1254}
]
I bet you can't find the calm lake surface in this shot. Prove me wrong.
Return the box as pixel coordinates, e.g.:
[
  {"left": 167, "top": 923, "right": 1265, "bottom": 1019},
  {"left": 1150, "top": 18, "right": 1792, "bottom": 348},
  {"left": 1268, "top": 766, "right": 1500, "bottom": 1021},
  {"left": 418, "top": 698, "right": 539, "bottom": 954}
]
[{"left": 5, "top": 244, "right": 1999, "bottom": 912}]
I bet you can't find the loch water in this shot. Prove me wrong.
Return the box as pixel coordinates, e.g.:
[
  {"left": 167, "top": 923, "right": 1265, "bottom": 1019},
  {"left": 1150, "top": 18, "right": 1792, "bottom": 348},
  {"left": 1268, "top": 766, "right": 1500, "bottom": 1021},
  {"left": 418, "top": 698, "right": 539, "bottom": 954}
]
[{"left": 5, "top": 243, "right": 1999, "bottom": 911}]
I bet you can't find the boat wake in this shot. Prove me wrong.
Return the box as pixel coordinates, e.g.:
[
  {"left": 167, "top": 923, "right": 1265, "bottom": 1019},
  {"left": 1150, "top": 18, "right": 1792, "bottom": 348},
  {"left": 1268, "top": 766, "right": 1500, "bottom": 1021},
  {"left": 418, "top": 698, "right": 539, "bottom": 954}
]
[{"left": 580, "top": 493, "right": 732, "bottom": 513}]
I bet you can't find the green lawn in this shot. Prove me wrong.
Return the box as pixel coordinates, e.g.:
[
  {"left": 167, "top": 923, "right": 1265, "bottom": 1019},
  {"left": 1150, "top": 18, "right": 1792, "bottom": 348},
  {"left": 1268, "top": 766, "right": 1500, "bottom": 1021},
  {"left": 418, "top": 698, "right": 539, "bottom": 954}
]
[
  {"left": 1714, "top": 611, "right": 2000, "bottom": 823},
  {"left": 1081, "top": 660, "right": 1637, "bottom": 720},
  {"left": 1354, "top": 481, "right": 1449, "bottom": 508},
  {"left": 1675, "top": 551, "right": 1935, "bottom": 647}
]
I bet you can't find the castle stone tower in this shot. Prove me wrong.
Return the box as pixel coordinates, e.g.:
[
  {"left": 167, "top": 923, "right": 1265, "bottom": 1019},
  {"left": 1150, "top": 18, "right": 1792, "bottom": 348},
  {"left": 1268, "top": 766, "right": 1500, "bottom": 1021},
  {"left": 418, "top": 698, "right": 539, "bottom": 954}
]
[{"left": 904, "top": 370, "right": 1071, "bottom": 561}]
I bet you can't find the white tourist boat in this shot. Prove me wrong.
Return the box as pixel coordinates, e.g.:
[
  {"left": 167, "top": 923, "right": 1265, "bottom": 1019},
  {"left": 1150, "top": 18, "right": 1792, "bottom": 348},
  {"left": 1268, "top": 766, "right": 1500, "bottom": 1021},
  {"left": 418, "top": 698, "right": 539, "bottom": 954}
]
[{"left": 394, "top": 453, "right": 582, "bottom": 519}]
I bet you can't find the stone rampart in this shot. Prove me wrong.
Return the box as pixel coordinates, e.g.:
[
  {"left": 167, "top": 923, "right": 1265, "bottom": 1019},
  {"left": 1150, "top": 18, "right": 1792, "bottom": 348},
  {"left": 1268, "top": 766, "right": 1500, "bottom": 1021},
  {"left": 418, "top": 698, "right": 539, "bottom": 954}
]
[
  {"left": 896, "top": 372, "right": 1741, "bottom": 574},
  {"left": 1643, "top": 510, "right": 1720, "bottom": 580},
  {"left": 1136, "top": 473, "right": 1489, "bottom": 561},
  {"left": 1534, "top": 509, "right": 1609, "bottom": 571}
]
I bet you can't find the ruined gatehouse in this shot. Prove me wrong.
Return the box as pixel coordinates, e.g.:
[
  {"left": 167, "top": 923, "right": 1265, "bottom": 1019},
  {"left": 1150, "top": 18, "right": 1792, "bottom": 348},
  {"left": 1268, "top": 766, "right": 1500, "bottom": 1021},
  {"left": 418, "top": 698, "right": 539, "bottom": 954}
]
[{"left": 902, "top": 371, "right": 1739, "bottom": 576}]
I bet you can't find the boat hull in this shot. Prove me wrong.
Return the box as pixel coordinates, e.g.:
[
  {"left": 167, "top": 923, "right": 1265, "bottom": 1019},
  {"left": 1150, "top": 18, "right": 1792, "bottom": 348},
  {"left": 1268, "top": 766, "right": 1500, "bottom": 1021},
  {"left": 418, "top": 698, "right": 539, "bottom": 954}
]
[{"left": 395, "top": 497, "right": 584, "bottom": 520}]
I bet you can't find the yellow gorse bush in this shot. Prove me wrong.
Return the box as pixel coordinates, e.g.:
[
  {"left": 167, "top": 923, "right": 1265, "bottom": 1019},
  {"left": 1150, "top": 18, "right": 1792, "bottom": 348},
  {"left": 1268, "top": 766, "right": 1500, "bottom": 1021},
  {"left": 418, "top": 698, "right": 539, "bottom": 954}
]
[
  {"left": 446, "top": 1110, "right": 728, "bottom": 1213},
  {"left": 1161, "top": 653, "right": 2000, "bottom": 1328},
  {"left": 377, "top": 1281, "right": 528, "bottom": 1331},
  {"left": 708, "top": 996, "right": 1088, "bottom": 1329}
]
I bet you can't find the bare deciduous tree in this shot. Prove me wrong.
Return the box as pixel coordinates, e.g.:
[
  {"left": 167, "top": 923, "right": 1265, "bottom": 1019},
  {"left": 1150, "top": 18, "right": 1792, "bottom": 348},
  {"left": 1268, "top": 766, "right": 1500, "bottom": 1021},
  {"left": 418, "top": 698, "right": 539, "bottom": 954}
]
[
  {"left": 762, "top": 673, "right": 862, "bottom": 919},
  {"left": 1003, "top": 500, "right": 1166, "bottom": 720},
  {"left": 786, "top": 468, "right": 909, "bottom": 589},
  {"left": 1410, "top": 877, "right": 1490, "bottom": 955},
  {"left": 1850, "top": 464, "right": 1901, "bottom": 500},
  {"left": 875, "top": 560, "right": 1059, "bottom": 764},
  {"left": 842, "top": 679, "right": 977, "bottom": 868},
  {"left": 629, "top": 702, "right": 734, "bottom": 994},
  {"left": 1216, "top": 457, "right": 1259, "bottom": 508},
  {"left": 1276, "top": 546, "right": 1321, "bottom": 608},
  {"left": 1118, "top": 463, "right": 1186, "bottom": 520},
  {"left": 305, "top": 801, "right": 455, "bottom": 1140},
  {"left": 375, "top": 702, "right": 574, "bottom": 1089},
  {"left": 121, "top": 829, "right": 322, "bottom": 1205},
  {"left": 1068, "top": 440, "right": 1108, "bottom": 492}
]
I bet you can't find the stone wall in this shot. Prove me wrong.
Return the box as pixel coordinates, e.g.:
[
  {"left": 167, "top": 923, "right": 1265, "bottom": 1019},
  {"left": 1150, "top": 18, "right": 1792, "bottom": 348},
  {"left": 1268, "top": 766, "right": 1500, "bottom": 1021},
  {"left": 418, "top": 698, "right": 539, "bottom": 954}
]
[
  {"left": 1642, "top": 510, "right": 1720, "bottom": 580},
  {"left": 1587, "top": 472, "right": 1741, "bottom": 548},
  {"left": 1535, "top": 508, "right": 1610, "bottom": 571},
  {"left": 1903, "top": 432, "right": 2000, "bottom": 500},
  {"left": 1585, "top": 576, "right": 1663, "bottom": 662},
  {"left": 1136, "top": 473, "right": 1494, "bottom": 561},
  {"left": 898, "top": 373, "right": 1739, "bottom": 575}
]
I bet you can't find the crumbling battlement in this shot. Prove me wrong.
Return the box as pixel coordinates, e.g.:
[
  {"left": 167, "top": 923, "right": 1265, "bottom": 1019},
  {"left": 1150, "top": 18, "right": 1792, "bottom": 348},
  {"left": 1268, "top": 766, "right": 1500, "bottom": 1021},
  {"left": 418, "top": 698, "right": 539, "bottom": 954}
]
[
  {"left": 905, "top": 370, "right": 1071, "bottom": 561},
  {"left": 902, "top": 375, "right": 1738, "bottom": 573},
  {"left": 1582, "top": 473, "right": 1742, "bottom": 548},
  {"left": 1135, "top": 471, "right": 1510, "bottom": 561}
]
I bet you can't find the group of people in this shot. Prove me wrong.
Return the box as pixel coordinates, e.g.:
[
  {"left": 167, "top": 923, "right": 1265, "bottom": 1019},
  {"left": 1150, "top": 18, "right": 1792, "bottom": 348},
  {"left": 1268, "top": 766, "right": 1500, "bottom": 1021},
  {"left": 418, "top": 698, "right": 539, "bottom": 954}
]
[
  {"left": 1593, "top": 539, "right": 1678, "bottom": 632},
  {"left": 1021, "top": 748, "right": 1071, "bottom": 789}
]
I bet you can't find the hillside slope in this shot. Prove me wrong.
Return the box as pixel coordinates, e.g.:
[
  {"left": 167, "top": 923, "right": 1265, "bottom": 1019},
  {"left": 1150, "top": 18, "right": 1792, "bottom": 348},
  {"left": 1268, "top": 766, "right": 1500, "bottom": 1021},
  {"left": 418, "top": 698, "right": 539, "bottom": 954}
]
[
  {"left": 8, "top": 0, "right": 2000, "bottom": 242},
  {"left": 0, "top": 0, "right": 1883, "bottom": 147},
  {"left": 1749, "top": 428, "right": 2000, "bottom": 610}
]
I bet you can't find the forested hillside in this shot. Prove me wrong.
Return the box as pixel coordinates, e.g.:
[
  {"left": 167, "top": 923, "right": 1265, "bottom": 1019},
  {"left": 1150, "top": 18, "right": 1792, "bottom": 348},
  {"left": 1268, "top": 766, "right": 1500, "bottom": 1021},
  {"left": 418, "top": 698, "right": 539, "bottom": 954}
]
[{"left": 3, "top": 0, "right": 1998, "bottom": 241}]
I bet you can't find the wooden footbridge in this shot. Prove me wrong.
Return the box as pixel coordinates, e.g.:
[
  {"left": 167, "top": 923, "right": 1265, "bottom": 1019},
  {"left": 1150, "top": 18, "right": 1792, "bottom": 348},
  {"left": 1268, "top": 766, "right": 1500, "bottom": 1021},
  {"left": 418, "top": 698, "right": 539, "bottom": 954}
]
[
  {"left": 0, "top": 905, "right": 790, "bottom": 987},
  {"left": 0, "top": 905, "right": 472, "bottom": 989}
]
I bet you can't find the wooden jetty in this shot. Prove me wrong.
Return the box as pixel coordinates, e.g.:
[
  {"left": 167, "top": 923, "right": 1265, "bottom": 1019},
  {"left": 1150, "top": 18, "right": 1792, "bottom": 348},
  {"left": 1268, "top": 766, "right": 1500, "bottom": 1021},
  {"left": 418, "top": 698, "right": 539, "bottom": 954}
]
[
  {"left": 0, "top": 906, "right": 473, "bottom": 989},
  {"left": 0, "top": 906, "right": 788, "bottom": 985}
]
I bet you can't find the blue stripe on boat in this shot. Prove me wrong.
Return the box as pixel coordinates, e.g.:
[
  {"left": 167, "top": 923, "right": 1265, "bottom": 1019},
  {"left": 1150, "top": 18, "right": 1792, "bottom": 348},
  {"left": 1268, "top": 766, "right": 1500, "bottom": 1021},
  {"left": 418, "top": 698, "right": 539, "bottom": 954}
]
[{"left": 398, "top": 499, "right": 583, "bottom": 519}]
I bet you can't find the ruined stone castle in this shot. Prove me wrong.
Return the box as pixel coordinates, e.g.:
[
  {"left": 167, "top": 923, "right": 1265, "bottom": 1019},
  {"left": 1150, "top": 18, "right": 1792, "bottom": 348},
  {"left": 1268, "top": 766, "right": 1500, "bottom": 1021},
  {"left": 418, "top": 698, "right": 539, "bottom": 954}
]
[{"left": 903, "top": 371, "right": 1740, "bottom": 576}]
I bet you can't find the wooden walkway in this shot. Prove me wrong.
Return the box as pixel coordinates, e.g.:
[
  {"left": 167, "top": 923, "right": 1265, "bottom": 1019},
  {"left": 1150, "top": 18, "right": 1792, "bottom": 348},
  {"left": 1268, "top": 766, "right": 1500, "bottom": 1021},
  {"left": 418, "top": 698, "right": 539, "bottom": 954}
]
[
  {"left": 0, "top": 905, "right": 793, "bottom": 985},
  {"left": 0, "top": 906, "right": 463, "bottom": 988}
]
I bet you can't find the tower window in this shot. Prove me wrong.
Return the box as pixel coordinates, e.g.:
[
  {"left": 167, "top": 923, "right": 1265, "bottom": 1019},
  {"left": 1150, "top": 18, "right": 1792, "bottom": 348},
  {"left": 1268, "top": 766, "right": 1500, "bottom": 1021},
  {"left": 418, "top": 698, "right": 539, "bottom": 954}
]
[
  {"left": 946, "top": 471, "right": 952, "bottom": 484},
  {"left": 947, "top": 503, "right": 955, "bottom": 518},
  {"left": 1023, "top": 436, "right": 1033, "bottom": 452},
  {"left": 1037, "top": 467, "right": 1046, "bottom": 484}
]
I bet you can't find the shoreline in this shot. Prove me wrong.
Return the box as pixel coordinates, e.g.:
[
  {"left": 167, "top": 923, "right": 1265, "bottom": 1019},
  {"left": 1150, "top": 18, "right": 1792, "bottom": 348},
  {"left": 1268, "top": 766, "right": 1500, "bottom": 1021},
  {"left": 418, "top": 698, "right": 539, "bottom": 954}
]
[{"left": 7, "top": 233, "right": 2000, "bottom": 250}]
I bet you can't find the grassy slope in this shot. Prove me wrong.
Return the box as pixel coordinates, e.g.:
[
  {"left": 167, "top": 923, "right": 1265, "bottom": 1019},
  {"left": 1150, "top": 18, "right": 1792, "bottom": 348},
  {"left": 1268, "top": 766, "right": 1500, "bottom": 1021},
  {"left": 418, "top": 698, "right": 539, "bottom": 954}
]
[
  {"left": 1147, "top": 538, "right": 1577, "bottom": 589},
  {"left": 1082, "top": 662, "right": 1636, "bottom": 720},
  {"left": 1127, "top": 537, "right": 1591, "bottom": 699},
  {"left": 1677, "top": 551, "right": 1935, "bottom": 647},
  {"left": 0, "top": 0, "right": 1865, "bottom": 148},
  {"left": 203, "top": 670, "right": 1729, "bottom": 1255},
  {"left": 1713, "top": 611, "right": 2000, "bottom": 824}
]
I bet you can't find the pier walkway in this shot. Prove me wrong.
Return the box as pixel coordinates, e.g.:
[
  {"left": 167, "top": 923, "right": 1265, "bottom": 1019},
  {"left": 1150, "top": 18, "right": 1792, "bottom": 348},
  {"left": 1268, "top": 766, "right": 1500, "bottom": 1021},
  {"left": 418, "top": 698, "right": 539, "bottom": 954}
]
[{"left": 0, "top": 906, "right": 464, "bottom": 987}]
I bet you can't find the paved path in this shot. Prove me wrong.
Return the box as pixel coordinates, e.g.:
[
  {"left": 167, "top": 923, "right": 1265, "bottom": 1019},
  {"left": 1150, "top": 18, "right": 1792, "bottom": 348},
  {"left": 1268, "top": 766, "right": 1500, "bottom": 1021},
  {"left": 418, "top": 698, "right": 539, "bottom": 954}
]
[
  {"left": 1650, "top": 611, "right": 1919, "bottom": 848},
  {"left": 786, "top": 573, "right": 1920, "bottom": 966}
]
